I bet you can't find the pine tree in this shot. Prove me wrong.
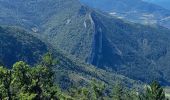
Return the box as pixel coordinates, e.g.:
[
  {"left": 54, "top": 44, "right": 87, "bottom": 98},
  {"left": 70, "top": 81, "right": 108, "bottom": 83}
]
[
  {"left": 0, "top": 53, "right": 62, "bottom": 99},
  {"left": 0, "top": 66, "right": 13, "bottom": 100},
  {"left": 112, "top": 82, "right": 124, "bottom": 100},
  {"left": 145, "top": 81, "right": 166, "bottom": 100}
]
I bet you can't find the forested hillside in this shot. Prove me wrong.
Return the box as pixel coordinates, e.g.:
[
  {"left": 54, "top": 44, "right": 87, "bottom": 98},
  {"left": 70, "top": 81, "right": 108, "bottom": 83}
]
[
  {"left": 1, "top": 0, "right": 170, "bottom": 85},
  {"left": 0, "top": 26, "right": 142, "bottom": 92},
  {"left": 1, "top": 0, "right": 170, "bottom": 99}
]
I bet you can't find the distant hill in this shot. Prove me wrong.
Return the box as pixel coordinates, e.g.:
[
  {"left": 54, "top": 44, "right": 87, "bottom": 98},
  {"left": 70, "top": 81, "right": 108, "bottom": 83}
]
[
  {"left": 144, "top": 0, "right": 170, "bottom": 10},
  {"left": 1, "top": 0, "right": 170, "bottom": 85},
  {"left": 80, "top": 0, "right": 170, "bottom": 29}
]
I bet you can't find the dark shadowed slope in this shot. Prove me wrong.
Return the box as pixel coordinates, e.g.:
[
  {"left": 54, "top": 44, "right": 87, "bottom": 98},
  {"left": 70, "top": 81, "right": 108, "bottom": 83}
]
[
  {"left": 88, "top": 12, "right": 170, "bottom": 85},
  {"left": 0, "top": 26, "right": 48, "bottom": 67}
]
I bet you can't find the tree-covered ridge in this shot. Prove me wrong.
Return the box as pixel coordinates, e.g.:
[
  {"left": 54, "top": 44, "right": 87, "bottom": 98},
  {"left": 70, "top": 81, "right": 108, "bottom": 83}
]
[{"left": 0, "top": 53, "right": 168, "bottom": 100}]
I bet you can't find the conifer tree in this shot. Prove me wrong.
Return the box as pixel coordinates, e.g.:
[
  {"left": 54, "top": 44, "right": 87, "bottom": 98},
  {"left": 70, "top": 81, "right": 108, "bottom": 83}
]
[
  {"left": 112, "top": 82, "right": 124, "bottom": 100},
  {"left": 145, "top": 81, "right": 166, "bottom": 100}
]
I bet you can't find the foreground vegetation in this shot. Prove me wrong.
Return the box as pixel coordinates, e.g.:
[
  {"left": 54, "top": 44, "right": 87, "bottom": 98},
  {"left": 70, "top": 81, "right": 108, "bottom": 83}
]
[{"left": 0, "top": 53, "right": 168, "bottom": 100}]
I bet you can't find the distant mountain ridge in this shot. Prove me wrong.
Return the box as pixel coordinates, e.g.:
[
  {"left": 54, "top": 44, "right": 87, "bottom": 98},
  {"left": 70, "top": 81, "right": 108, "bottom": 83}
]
[
  {"left": 144, "top": 0, "right": 170, "bottom": 10},
  {"left": 80, "top": 0, "right": 170, "bottom": 29}
]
